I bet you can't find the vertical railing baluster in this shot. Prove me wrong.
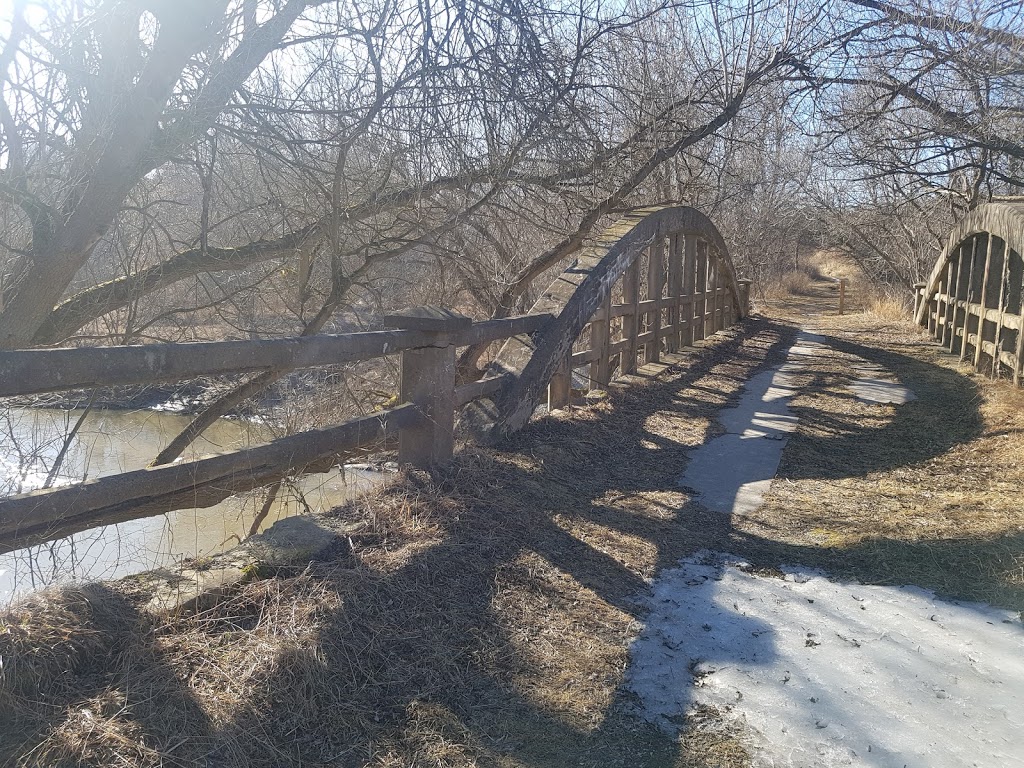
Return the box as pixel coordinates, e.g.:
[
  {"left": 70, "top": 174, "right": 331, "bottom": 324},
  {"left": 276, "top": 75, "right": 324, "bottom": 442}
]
[
  {"left": 961, "top": 236, "right": 981, "bottom": 363},
  {"left": 974, "top": 234, "right": 996, "bottom": 370},
  {"left": 622, "top": 257, "right": 640, "bottom": 374},
  {"left": 646, "top": 238, "right": 664, "bottom": 363},
  {"left": 711, "top": 253, "right": 722, "bottom": 333},
  {"left": 667, "top": 232, "right": 683, "bottom": 353},
  {"left": 1011, "top": 247, "right": 1024, "bottom": 387},
  {"left": 548, "top": 353, "right": 572, "bottom": 411},
  {"left": 941, "top": 250, "right": 958, "bottom": 348},
  {"left": 682, "top": 234, "right": 696, "bottom": 346},
  {"left": 991, "top": 239, "right": 1011, "bottom": 378},
  {"left": 951, "top": 242, "right": 971, "bottom": 355},
  {"left": 590, "top": 292, "right": 612, "bottom": 389},
  {"left": 694, "top": 239, "right": 708, "bottom": 343}
]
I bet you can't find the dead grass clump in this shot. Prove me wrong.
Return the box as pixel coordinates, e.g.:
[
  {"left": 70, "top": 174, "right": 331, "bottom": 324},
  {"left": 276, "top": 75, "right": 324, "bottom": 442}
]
[
  {"left": 862, "top": 284, "right": 913, "bottom": 321},
  {"left": 0, "top": 586, "right": 124, "bottom": 699},
  {"left": 779, "top": 269, "right": 815, "bottom": 296}
]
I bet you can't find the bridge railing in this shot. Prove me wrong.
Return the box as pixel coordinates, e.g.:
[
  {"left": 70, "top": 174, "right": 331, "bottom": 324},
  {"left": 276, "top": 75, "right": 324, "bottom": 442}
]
[
  {"left": 485, "top": 205, "right": 749, "bottom": 434},
  {"left": 914, "top": 201, "right": 1024, "bottom": 385},
  {"left": 0, "top": 206, "right": 750, "bottom": 554}
]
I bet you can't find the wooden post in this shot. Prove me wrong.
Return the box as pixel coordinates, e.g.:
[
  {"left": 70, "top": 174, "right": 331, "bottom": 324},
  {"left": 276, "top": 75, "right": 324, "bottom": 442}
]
[
  {"left": 1012, "top": 248, "right": 1024, "bottom": 386},
  {"left": 927, "top": 276, "right": 939, "bottom": 335},
  {"left": 974, "top": 234, "right": 996, "bottom": 369},
  {"left": 646, "top": 238, "right": 664, "bottom": 363},
  {"left": 991, "top": 239, "right": 1011, "bottom": 378},
  {"left": 941, "top": 254, "right": 959, "bottom": 349},
  {"left": 736, "top": 278, "right": 752, "bottom": 318},
  {"left": 960, "top": 237, "right": 980, "bottom": 363},
  {"left": 838, "top": 278, "right": 847, "bottom": 316},
  {"left": 913, "top": 282, "right": 926, "bottom": 320},
  {"left": 704, "top": 253, "right": 717, "bottom": 337},
  {"left": 693, "top": 239, "right": 708, "bottom": 342},
  {"left": 590, "top": 292, "right": 612, "bottom": 388},
  {"left": 383, "top": 307, "right": 470, "bottom": 468},
  {"left": 621, "top": 257, "right": 640, "bottom": 374},
  {"left": 713, "top": 257, "right": 724, "bottom": 331},
  {"left": 548, "top": 353, "right": 571, "bottom": 411},
  {"left": 682, "top": 235, "right": 697, "bottom": 345},
  {"left": 950, "top": 243, "right": 973, "bottom": 355},
  {"left": 667, "top": 233, "right": 683, "bottom": 352},
  {"left": 1015, "top": 300, "right": 1024, "bottom": 386}
]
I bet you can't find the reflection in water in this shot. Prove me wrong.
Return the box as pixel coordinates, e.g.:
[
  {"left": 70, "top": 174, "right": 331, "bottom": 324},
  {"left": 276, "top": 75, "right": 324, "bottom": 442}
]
[{"left": 0, "top": 407, "right": 383, "bottom": 604}]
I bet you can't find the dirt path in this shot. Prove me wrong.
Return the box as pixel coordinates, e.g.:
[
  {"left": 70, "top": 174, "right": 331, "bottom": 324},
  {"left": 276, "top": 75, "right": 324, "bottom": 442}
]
[{"left": 3, "top": 281, "right": 1022, "bottom": 767}]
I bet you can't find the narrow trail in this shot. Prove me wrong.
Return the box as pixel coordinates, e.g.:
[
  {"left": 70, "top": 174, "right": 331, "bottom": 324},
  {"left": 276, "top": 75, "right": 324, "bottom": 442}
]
[{"left": 624, "top": 279, "right": 1024, "bottom": 766}]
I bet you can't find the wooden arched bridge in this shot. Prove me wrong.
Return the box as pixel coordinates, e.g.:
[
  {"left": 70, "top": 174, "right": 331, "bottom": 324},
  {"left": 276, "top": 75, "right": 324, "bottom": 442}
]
[
  {"left": 1, "top": 198, "right": 1021, "bottom": 557},
  {"left": 0, "top": 206, "right": 748, "bottom": 554},
  {"left": 914, "top": 199, "right": 1024, "bottom": 385}
]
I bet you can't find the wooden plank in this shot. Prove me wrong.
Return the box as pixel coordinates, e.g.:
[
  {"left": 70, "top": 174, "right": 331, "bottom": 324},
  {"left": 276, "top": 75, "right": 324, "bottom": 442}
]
[
  {"left": 645, "top": 238, "right": 664, "bottom": 363},
  {"left": 456, "top": 374, "right": 511, "bottom": 407},
  {"left": 667, "top": 232, "right": 683, "bottom": 352},
  {"left": 620, "top": 257, "right": 640, "bottom": 375},
  {"left": 0, "top": 314, "right": 553, "bottom": 398},
  {"left": 0, "top": 404, "right": 422, "bottom": 554},
  {"left": 457, "top": 313, "right": 553, "bottom": 346},
  {"left": 974, "top": 235, "right": 997, "bottom": 369},
  {"left": 571, "top": 349, "right": 598, "bottom": 366}
]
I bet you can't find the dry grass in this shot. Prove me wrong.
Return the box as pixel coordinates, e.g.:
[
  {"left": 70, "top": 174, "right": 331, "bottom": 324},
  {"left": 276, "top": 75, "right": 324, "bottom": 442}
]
[
  {"left": 2, "top": 321, "right": 796, "bottom": 768},
  {"left": 732, "top": 309, "right": 1024, "bottom": 610},
  {"left": 3, "top": 289, "right": 1020, "bottom": 766},
  {"left": 778, "top": 270, "right": 815, "bottom": 296}
]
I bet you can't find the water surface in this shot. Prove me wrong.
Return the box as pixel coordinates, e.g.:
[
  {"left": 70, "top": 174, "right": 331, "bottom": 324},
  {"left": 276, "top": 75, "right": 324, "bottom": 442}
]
[{"left": 0, "top": 407, "right": 382, "bottom": 603}]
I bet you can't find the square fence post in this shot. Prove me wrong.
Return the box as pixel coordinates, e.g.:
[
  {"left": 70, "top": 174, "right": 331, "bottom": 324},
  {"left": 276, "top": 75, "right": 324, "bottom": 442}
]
[
  {"left": 383, "top": 307, "right": 470, "bottom": 468},
  {"left": 736, "top": 278, "right": 753, "bottom": 318},
  {"left": 548, "top": 353, "right": 572, "bottom": 411}
]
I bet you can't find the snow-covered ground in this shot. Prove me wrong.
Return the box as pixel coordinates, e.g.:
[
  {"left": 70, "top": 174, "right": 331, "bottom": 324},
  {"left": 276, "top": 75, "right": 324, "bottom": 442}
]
[{"left": 626, "top": 553, "right": 1024, "bottom": 767}]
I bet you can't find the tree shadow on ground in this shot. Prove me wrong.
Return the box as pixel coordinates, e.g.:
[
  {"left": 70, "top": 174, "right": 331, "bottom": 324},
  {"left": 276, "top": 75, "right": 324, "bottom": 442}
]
[
  {"left": 0, "top": 582, "right": 216, "bottom": 767},
  {"left": 9, "top": 314, "right": 1008, "bottom": 767},
  {"left": 192, "top": 313, "right": 1010, "bottom": 767}
]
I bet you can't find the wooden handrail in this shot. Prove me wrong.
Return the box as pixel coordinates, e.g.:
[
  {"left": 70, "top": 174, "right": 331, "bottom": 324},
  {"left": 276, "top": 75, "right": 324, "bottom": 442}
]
[
  {"left": 0, "top": 313, "right": 551, "bottom": 398},
  {"left": 0, "top": 404, "right": 422, "bottom": 555},
  {"left": 0, "top": 313, "right": 550, "bottom": 552}
]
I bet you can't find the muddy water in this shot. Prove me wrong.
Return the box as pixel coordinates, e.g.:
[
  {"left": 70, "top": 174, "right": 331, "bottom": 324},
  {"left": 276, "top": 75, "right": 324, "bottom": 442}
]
[{"left": 0, "top": 407, "right": 384, "bottom": 604}]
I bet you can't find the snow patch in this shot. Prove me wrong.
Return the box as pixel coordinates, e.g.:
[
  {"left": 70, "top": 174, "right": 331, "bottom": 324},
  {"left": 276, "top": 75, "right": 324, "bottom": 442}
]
[{"left": 626, "top": 552, "right": 1024, "bottom": 767}]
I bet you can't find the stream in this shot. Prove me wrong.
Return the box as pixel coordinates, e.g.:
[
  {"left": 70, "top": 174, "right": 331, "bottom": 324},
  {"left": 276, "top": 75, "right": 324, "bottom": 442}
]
[{"left": 0, "top": 406, "right": 385, "bottom": 604}]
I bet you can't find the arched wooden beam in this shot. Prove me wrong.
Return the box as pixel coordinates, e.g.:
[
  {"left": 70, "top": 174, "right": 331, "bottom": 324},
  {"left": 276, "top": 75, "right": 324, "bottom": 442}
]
[
  {"left": 488, "top": 205, "right": 743, "bottom": 436},
  {"left": 915, "top": 200, "right": 1024, "bottom": 326}
]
